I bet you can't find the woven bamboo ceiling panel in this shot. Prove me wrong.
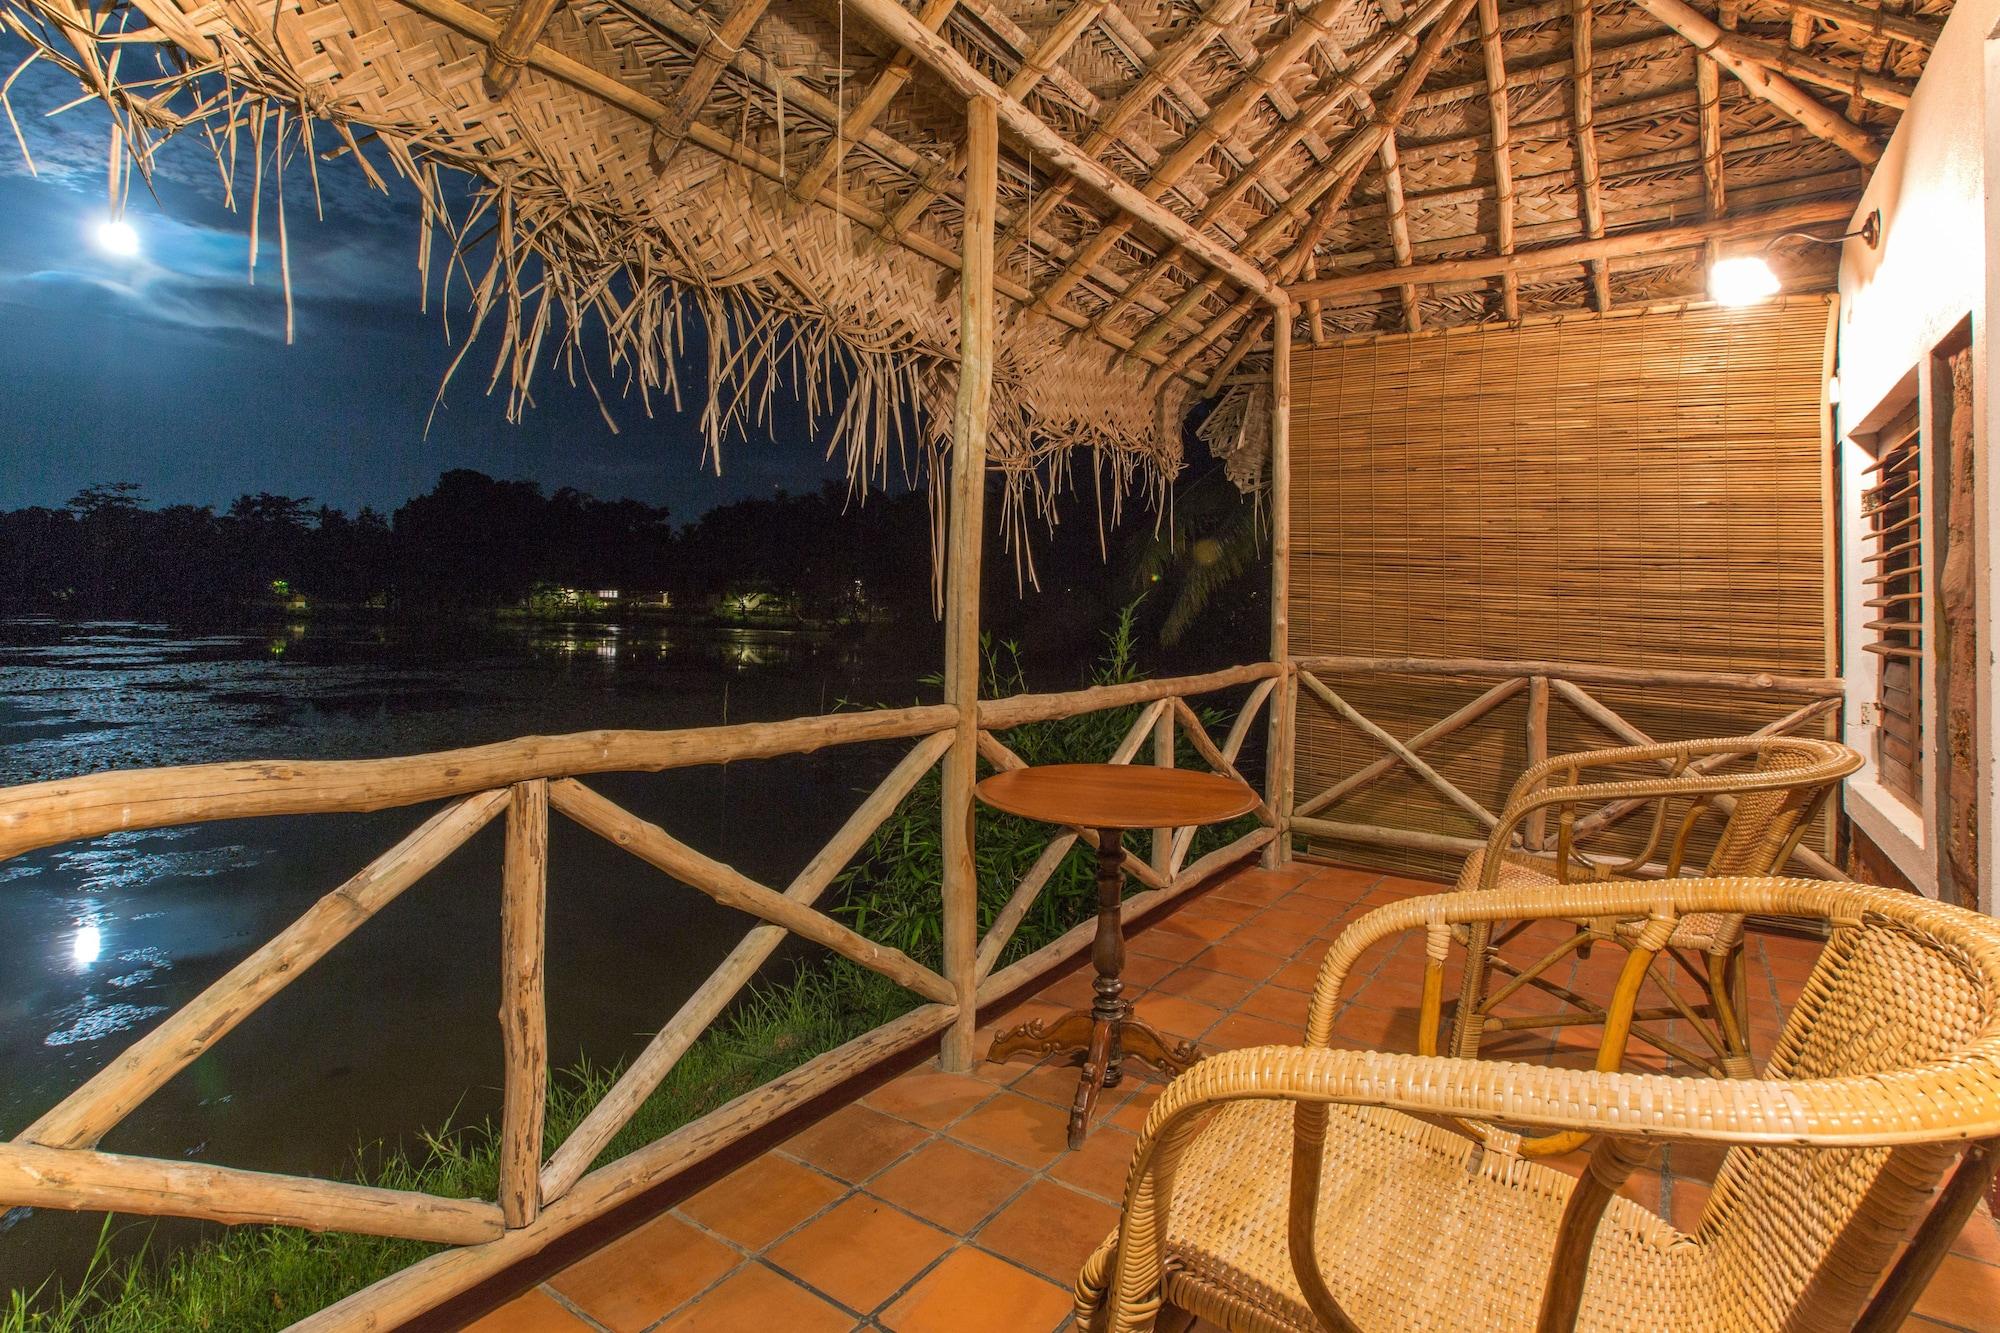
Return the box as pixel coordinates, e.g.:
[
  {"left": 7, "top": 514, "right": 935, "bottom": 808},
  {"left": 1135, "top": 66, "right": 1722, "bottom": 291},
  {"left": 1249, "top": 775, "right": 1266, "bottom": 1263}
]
[{"left": 1, "top": 0, "right": 1950, "bottom": 493}]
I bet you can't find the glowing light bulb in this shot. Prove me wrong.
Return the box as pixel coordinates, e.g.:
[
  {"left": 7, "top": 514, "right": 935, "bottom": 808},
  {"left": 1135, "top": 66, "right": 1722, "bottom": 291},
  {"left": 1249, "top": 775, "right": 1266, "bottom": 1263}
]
[
  {"left": 93, "top": 217, "right": 141, "bottom": 259},
  {"left": 71, "top": 924, "right": 102, "bottom": 969},
  {"left": 1709, "top": 255, "right": 1779, "bottom": 307}
]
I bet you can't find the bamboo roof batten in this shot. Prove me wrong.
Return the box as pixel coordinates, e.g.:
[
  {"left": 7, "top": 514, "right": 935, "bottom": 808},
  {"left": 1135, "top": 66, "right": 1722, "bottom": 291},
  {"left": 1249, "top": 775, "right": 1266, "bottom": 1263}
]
[{"left": 3, "top": 0, "right": 1948, "bottom": 438}]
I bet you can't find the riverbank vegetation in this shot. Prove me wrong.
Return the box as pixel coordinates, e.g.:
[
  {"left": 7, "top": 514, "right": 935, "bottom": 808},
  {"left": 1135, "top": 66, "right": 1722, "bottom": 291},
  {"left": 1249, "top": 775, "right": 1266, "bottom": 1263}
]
[{"left": 2, "top": 612, "right": 1257, "bottom": 1332}]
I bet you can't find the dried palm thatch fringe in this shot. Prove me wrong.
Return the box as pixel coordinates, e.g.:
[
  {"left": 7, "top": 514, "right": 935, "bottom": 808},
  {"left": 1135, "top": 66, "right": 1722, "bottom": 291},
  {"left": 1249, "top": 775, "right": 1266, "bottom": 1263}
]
[
  {"left": 0, "top": 0, "right": 1188, "bottom": 567},
  {"left": 1196, "top": 382, "right": 1271, "bottom": 494}
]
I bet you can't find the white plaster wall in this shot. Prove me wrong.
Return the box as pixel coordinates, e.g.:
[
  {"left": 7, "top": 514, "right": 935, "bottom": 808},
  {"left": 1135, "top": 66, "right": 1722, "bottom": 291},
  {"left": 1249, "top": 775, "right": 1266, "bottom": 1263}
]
[{"left": 1836, "top": 0, "right": 1999, "bottom": 907}]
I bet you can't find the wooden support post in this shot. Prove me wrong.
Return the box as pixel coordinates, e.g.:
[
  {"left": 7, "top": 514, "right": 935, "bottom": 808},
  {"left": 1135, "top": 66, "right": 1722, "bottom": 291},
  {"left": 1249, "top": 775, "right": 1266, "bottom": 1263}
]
[
  {"left": 1151, "top": 706, "right": 1175, "bottom": 877},
  {"left": 499, "top": 779, "right": 548, "bottom": 1227},
  {"left": 1264, "top": 302, "right": 1294, "bottom": 867},
  {"left": 1526, "top": 675, "right": 1550, "bottom": 851},
  {"left": 940, "top": 95, "right": 998, "bottom": 1073}
]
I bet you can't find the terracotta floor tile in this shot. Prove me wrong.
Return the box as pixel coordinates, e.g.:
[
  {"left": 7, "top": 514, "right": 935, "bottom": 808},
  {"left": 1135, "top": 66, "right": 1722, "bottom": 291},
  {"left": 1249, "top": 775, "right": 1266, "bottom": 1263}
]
[
  {"left": 766, "top": 1194, "right": 954, "bottom": 1315},
  {"left": 1229, "top": 921, "right": 1315, "bottom": 960},
  {"left": 460, "top": 1288, "right": 596, "bottom": 1332},
  {"left": 1239, "top": 981, "right": 1311, "bottom": 1029},
  {"left": 869, "top": 1137, "right": 1031, "bottom": 1232},
  {"left": 1010, "top": 1057, "right": 1098, "bottom": 1108},
  {"left": 657, "top": 1262, "right": 854, "bottom": 1332},
  {"left": 1124, "top": 952, "right": 1178, "bottom": 987},
  {"left": 1039, "top": 969, "right": 1097, "bottom": 1008},
  {"left": 1048, "top": 1124, "right": 1141, "bottom": 1202},
  {"left": 1952, "top": 1210, "right": 2000, "bottom": 1265},
  {"left": 1914, "top": 1253, "right": 2000, "bottom": 1329},
  {"left": 548, "top": 1214, "right": 740, "bottom": 1333},
  {"left": 1128, "top": 929, "right": 1207, "bottom": 962},
  {"left": 1206, "top": 1011, "right": 1300, "bottom": 1051},
  {"left": 1255, "top": 905, "right": 1341, "bottom": 939},
  {"left": 782, "top": 1103, "right": 931, "bottom": 1183},
  {"left": 1152, "top": 964, "right": 1256, "bottom": 1010},
  {"left": 948, "top": 1090, "right": 1075, "bottom": 1168},
  {"left": 976, "top": 1178, "right": 1123, "bottom": 1284},
  {"left": 864, "top": 1067, "right": 999, "bottom": 1130},
  {"left": 1210, "top": 872, "right": 1297, "bottom": 907},
  {"left": 678, "top": 1152, "right": 847, "bottom": 1250},
  {"left": 1130, "top": 993, "right": 1224, "bottom": 1041},
  {"left": 1155, "top": 914, "right": 1238, "bottom": 944},
  {"left": 880, "top": 1245, "right": 1075, "bottom": 1333},
  {"left": 1188, "top": 942, "right": 1287, "bottom": 982},
  {"left": 1272, "top": 958, "right": 1324, "bottom": 993}
]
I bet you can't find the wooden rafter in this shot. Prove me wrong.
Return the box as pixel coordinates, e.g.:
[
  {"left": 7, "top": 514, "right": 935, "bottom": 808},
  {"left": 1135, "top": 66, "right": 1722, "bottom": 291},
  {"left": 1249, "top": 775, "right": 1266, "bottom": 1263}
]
[
  {"left": 1055, "top": 0, "right": 1368, "bottom": 330},
  {"left": 394, "top": 0, "right": 1212, "bottom": 385},
  {"left": 840, "top": 0, "right": 1284, "bottom": 304},
  {"left": 1164, "top": 0, "right": 1480, "bottom": 376},
  {"left": 1283, "top": 193, "right": 1853, "bottom": 302},
  {"left": 650, "top": 0, "right": 775, "bottom": 170},
  {"left": 1758, "top": 0, "right": 1939, "bottom": 47},
  {"left": 990, "top": 0, "right": 1254, "bottom": 280},
  {"left": 1100, "top": 0, "right": 1463, "bottom": 350},
  {"left": 1697, "top": 47, "right": 1726, "bottom": 219},
  {"left": 787, "top": 0, "right": 960, "bottom": 209},
  {"left": 1475, "top": 0, "right": 1519, "bottom": 321},
  {"left": 882, "top": 0, "right": 1109, "bottom": 237},
  {"left": 1570, "top": 0, "right": 1610, "bottom": 311},
  {"left": 1632, "top": 0, "right": 1881, "bottom": 164},
  {"left": 1844, "top": 0, "right": 1900, "bottom": 117},
  {"left": 1376, "top": 126, "right": 1421, "bottom": 331},
  {"left": 484, "top": 0, "right": 566, "bottom": 95},
  {"left": 1717, "top": 28, "right": 1912, "bottom": 106}
]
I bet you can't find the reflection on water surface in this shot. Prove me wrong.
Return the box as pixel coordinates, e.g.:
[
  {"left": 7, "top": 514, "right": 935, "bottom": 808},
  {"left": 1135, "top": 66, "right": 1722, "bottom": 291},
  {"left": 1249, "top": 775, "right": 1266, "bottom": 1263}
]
[{"left": 0, "top": 617, "right": 930, "bottom": 1295}]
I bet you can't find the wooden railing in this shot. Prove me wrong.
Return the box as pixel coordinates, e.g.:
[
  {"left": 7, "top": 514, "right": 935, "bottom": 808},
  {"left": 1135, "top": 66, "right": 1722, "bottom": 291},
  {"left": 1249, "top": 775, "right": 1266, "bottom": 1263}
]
[
  {"left": 0, "top": 664, "right": 1280, "bottom": 1330},
  {"left": 1283, "top": 655, "right": 1847, "bottom": 880}
]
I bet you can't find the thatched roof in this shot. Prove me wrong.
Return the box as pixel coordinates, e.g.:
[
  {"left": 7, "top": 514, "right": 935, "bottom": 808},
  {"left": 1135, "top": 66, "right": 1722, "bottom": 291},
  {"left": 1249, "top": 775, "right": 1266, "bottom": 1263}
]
[{"left": 1, "top": 0, "right": 1946, "bottom": 504}]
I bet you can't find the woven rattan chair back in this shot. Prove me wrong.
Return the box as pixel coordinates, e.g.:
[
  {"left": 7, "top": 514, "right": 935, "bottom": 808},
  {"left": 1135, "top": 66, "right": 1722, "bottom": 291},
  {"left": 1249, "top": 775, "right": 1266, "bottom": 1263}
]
[
  {"left": 1076, "top": 878, "right": 2000, "bottom": 1333},
  {"left": 1449, "top": 737, "right": 1863, "bottom": 1118},
  {"left": 1702, "top": 910, "right": 1991, "bottom": 1325}
]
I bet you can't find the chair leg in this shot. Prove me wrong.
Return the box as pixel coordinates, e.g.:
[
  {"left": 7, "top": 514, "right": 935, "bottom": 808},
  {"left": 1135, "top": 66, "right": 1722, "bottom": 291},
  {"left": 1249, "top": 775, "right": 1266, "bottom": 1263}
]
[
  {"left": 1453, "top": 921, "right": 1494, "bottom": 1058},
  {"left": 1707, "top": 947, "right": 1754, "bottom": 1077},
  {"left": 1522, "top": 944, "right": 1661, "bottom": 1158}
]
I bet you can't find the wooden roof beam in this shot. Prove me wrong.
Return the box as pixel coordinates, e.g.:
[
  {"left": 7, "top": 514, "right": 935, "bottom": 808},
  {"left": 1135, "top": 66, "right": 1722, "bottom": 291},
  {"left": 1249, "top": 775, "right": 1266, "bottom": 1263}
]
[
  {"left": 649, "top": 0, "right": 775, "bottom": 170},
  {"left": 1084, "top": 0, "right": 1456, "bottom": 338},
  {"left": 391, "top": 0, "right": 1212, "bottom": 386},
  {"left": 1697, "top": 50, "right": 1726, "bottom": 219},
  {"left": 1571, "top": 0, "right": 1610, "bottom": 311},
  {"left": 1093, "top": 0, "right": 1367, "bottom": 338},
  {"left": 1027, "top": 0, "right": 1367, "bottom": 329},
  {"left": 882, "top": 0, "right": 1110, "bottom": 237},
  {"left": 1717, "top": 29, "right": 1912, "bottom": 107},
  {"left": 1475, "top": 0, "right": 1519, "bottom": 321},
  {"left": 484, "top": 0, "right": 566, "bottom": 95},
  {"left": 1159, "top": 0, "right": 1478, "bottom": 374},
  {"left": 1284, "top": 194, "right": 1855, "bottom": 302},
  {"left": 1631, "top": 0, "right": 1880, "bottom": 164},
  {"left": 1748, "top": 0, "right": 1939, "bottom": 48},
  {"left": 991, "top": 0, "right": 1254, "bottom": 274},
  {"left": 787, "top": 0, "right": 961, "bottom": 209},
  {"left": 836, "top": 0, "right": 1286, "bottom": 306},
  {"left": 1377, "top": 131, "right": 1422, "bottom": 330}
]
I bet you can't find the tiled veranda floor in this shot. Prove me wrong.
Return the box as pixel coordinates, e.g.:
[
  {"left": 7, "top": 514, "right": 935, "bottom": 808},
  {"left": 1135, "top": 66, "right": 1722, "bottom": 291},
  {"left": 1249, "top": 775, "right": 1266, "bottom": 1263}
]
[{"left": 463, "top": 860, "right": 2000, "bottom": 1333}]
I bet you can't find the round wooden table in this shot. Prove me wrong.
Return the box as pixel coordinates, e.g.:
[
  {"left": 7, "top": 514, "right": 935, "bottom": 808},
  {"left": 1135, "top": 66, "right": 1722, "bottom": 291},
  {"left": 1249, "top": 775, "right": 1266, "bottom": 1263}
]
[{"left": 978, "top": 763, "right": 1260, "bottom": 1148}]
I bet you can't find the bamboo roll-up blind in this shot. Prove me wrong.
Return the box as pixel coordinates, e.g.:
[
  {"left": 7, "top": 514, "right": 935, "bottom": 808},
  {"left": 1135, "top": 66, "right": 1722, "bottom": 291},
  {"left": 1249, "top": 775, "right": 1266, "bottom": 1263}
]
[{"left": 1290, "top": 300, "right": 1838, "bottom": 878}]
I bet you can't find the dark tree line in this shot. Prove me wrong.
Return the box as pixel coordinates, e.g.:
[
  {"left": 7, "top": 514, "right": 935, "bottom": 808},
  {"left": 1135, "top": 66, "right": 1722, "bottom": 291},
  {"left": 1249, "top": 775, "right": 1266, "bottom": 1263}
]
[{"left": 0, "top": 471, "right": 935, "bottom": 622}]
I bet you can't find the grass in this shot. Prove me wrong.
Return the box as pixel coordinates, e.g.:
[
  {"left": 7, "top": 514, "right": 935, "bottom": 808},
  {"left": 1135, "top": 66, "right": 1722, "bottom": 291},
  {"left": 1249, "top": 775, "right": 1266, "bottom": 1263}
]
[{"left": 4, "top": 609, "right": 1258, "bottom": 1331}]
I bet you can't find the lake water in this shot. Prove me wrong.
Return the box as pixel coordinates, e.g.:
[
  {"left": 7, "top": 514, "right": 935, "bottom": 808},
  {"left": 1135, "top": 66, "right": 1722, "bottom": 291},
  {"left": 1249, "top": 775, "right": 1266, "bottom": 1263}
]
[{"left": 0, "top": 617, "right": 936, "bottom": 1295}]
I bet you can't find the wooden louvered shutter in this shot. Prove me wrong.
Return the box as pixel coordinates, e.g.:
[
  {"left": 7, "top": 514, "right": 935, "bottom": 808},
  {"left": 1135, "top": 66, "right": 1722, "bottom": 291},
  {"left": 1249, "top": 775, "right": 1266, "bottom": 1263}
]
[{"left": 1861, "top": 404, "right": 1924, "bottom": 806}]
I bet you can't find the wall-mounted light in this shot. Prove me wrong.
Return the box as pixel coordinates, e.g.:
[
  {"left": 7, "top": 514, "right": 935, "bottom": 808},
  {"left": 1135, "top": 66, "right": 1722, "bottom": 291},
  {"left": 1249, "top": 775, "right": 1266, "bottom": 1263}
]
[{"left": 1708, "top": 208, "right": 1883, "bottom": 308}]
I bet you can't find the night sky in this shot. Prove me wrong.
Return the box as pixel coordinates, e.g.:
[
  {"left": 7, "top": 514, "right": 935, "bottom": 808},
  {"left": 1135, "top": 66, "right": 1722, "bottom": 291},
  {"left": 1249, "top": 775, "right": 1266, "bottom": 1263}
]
[{"left": 0, "top": 38, "right": 850, "bottom": 520}]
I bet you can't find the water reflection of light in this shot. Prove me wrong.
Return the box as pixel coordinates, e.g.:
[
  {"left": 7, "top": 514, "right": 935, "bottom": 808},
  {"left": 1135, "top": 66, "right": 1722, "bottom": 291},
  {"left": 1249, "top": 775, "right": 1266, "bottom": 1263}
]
[{"left": 71, "top": 924, "right": 102, "bottom": 969}]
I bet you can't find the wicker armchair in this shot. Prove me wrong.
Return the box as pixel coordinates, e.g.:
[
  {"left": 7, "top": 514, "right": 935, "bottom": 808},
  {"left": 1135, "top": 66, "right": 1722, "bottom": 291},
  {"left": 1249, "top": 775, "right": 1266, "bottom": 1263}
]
[
  {"left": 1075, "top": 877, "right": 2000, "bottom": 1333},
  {"left": 1450, "top": 737, "right": 1860, "bottom": 1119}
]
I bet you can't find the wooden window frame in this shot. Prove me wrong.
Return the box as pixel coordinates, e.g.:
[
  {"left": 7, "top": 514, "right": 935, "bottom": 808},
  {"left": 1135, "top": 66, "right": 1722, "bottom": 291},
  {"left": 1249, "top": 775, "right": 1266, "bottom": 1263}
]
[{"left": 1860, "top": 402, "right": 1925, "bottom": 809}]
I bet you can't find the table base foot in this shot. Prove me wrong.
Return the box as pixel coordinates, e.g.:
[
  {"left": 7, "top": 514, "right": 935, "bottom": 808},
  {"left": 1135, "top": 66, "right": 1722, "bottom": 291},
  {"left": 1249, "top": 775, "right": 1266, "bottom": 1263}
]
[{"left": 987, "top": 1010, "right": 1203, "bottom": 1149}]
